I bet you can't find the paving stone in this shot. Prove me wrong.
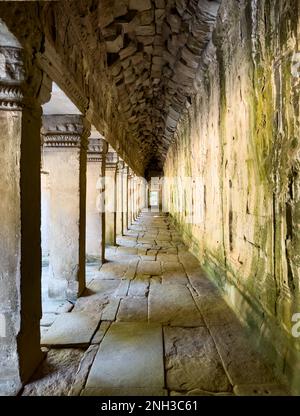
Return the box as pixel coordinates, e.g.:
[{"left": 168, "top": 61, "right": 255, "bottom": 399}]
[
  {"left": 88, "top": 279, "right": 119, "bottom": 294},
  {"left": 41, "top": 312, "right": 100, "bottom": 346},
  {"left": 42, "top": 299, "right": 73, "bottom": 314},
  {"left": 138, "top": 238, "right": 156, "bottom": 244},
  {"left": 116, "top": 246, "right": 138, "bottom": 256},
  {"left": 40, "top": 313, "right": 58, "bottom": 327},
  {"left": 124, "top": 258, "right": 139, "bottom": 279},
  {"left": 233, "top": 383, "right": 290, "bottom": 396},
  {"left": 68, "top": 345, "right": 99, "bottom": 396},
  {"left": 99, "top": 262, "right": 127, "bottom": 279},
  {"left": 117, "top": 297, "right": 148, "bottom": 321},
  {"left": 128, "top": 276, "right": 150, "bottom": 297},
  {"left": 170, "top": 390, "right": 234, "bottom": 396},
  {"left": 162, "top": 271, "right": 189, "bottom": 285},
  {"left": 73, "top": 280, "right": 119, "bottom": 313},
  {"left": 191, "top": 290, "right": 238, "bottom": 326},
  {"left": 140, "top": 255, "right": 156, "bottom": 261},
  {"left": 209, "top": 322, "right": 277, "bottom": 385},
  {"left": 91, "top": 321, "right": 111, "bottom": 344},
  {"left": 162, "top": 261, "right": 184, "bottom": 272},
  {"left": 81, "top": 387, "right": 167, "bottom": 396},
  {"left": 137, "top": 248, "right": 148, "bottom": 256},
  {"left": 164, "top": 327, "right": 232, "bottom": 393},
  {"left": 148, "top": 283, "right": 204, "bottom": 326},
  {"left": 157, "top": 253, "right": 178, "bottom": 262},
  {"left": 114, "top": 279, "right": 130, "bottom": 297},
  {"left": 101, "top": 298, "right": 121, "bottom": 321},
  {"left": 138, "top": 260, "right": 162, "bottom": 275},
  {"left": 22, "top": 349, "right": 85, "bottom": 396},
  {"left": 147, "top": 249, "right": 159, "bottom": 256},
  {"left": 86, "top": 322, "right": 164, "bottom": 389},
  {"left": 179, "top": 252, "right": 200, "bottom": 272}
]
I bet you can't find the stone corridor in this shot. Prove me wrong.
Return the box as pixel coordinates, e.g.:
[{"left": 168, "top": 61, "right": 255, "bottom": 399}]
[
  {"left": 23, "top": 211, "right": 288, "bottom": 396},
  {"left": 1, "top": 0, "right": 300, "bottom": 398}
]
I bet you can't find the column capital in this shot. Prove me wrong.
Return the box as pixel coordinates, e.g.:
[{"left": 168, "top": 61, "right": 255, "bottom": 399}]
[
  {"left": 87, "top": 137, "right": 108, "bottom": 162},
  {"left": 42, "top": 114, "right": 91, "bottom": 149},
  {"left": 106, "top": 151, "right": 119, "bottom": 170},
  {"left": 0, "top": 45, "right": 25, "bottom": 110},
  {"left": 116, "top": 160, "right": 125, "bottom": 173},
  {"left": 0, "top": 45, "right": 51, "bottom": 111}
]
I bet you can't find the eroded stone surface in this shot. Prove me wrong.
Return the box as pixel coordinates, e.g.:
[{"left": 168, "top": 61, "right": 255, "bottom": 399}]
[
  {"left": 41, "top": 313, "right": 100, "bottom": 346},
  {"left": 164, "top": 327, "right": 232, "bottom": 393},
  {"left": 233, "top": 384, "right": 290, "bottom": 396},
  {"left": 22, "top": 349, "right": 85, "bottom": 396},
  {"left": 209, "top": 323, "right": 276, "bottom": 385}
]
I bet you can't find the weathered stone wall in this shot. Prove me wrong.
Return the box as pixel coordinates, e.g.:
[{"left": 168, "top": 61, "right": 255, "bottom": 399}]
[{"left": 164, "top": 0, "right": 300, "bottom": 393}]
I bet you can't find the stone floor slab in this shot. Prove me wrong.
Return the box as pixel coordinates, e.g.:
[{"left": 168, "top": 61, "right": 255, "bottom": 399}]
[
  {"left": 128, "top": 276, "right": 150, "bottom": 297},
  {"left": 101, "top": 298, "right": 121, "bottom": 321},
  {"left": 233, "top": 383, "right": 290, "bottom": 396},
  {"left": 149, "top": 283, "right": 204, "bottom": 326},
  {"left": 138, "top": 260, "right": 162, "bottom": 275},
  {"left": 81, "top": 387, "right": 167, "bottom": 396},
  {"left": 91, "top": 321, "right": 111, "bottom": 344},
  {"left": 41, "top": 312, "right": 100, "bottom": 346},
  {"left": 117, "top": 297, "right": 148, "bottom": 321},
  {"left": 209, "top": 322, "right": 276, "bottom": 385},
  {"left": 164, "top": 326, "right": 232, "bottom": 393},
  {"left": 86, "top": 322, "right": 164, "bottom": 389},
  {"left": 40, "top": 313, "right": 58, "bottom": 327},
  {"left": 162, "top": 271, "right": 189, "bottom": 285}
]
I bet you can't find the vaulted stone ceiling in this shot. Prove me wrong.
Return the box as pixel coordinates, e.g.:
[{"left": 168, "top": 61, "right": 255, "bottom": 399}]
[
  {"left": 0, "top": 0, "right": 221, "bottom": 175},
  {"left": 97, "top": 0, "right": 221, "bottom": 172}
]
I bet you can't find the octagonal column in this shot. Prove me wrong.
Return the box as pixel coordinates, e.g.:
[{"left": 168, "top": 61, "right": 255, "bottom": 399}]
[
  {"left": 127, "top": 169, "right": 134, "bottom": 227},
  {"left": 86, "top": 137, "right": 108, "bottom": 263},
  {"left": 42, "top": 115, "right": 90, "bottom": 301},
  {"left": 105, "top": 151, "right": 118, "bottom": 246},
  {"left": 123, "top": 165, "right": 129, "bottom": 233},
  {"left": 0, "top": 38, "right": 51, "bottom": 394},
  {"left": 116, "top": 160, "right": 125, "bottom": 236}
]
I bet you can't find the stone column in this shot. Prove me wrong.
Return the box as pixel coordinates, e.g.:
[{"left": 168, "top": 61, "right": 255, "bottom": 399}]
[
  {"left": 123, "top": 165, "right": 129, "bottom": 232},
  {"left": 133, "top": 175, "right": 138, "bottom": 221},
  {"left": 0, "top": 37, "right": 51, "bottom": 394},
  {"left": 86, "top": 137, "right": 108, "bottom": 263},
  {"left": 127, "top": 169, "right": 134, "bottom": 227},
  {"left": 105, "top": 150, "right": 118, "bottom": 245},
  {"left": 41, "top": 170, "right": 50, "bottom": 258},
  {"left": 116, "top": 160, "right": 125, "bottom": 236},
  {"left": 42, "top": 115, "right": 90, "bottom": 301}
]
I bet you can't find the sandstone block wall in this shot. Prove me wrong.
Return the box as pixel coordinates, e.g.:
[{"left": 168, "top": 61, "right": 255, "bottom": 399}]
[{"left": 164, "top": 0, "right": 300, "bottom": 393}]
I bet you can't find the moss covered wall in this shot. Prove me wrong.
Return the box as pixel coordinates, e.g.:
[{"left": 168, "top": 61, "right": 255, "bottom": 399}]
[{"left": 164, "top": 0, "right": 300, "bottom": 393}]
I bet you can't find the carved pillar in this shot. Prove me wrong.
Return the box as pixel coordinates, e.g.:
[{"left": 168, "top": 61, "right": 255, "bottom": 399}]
[
  {"left": 116, "top": 160, "right": 125, "bottom": 237},
  {"left": 133, "top": 175, "right": 138, "bottom": 221},
  {"left": 123, "top": 165, "right": 129, "bottom": 232},
  {"left": 42, "top": 115, "right": 90, "bottom": 301},
  {"left": 86, "top": 137, "right": 108, "bottom": 263},
  {"left": 105, "top": 151, "right": 118, "bottom": 245},
  {"left": 127, "top": 169, "right": 134, "bottom": 227},
  {"left": 0, "top": 39, "right": 50, "bottom": 394}
]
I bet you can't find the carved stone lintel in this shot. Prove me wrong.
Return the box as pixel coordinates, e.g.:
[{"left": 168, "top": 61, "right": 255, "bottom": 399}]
[
  {"left": 42, "top": 114, "right": 91, "bottom": 148},
  {"left": 0, "top": 46, "right": 25, "bottom": 110}
]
